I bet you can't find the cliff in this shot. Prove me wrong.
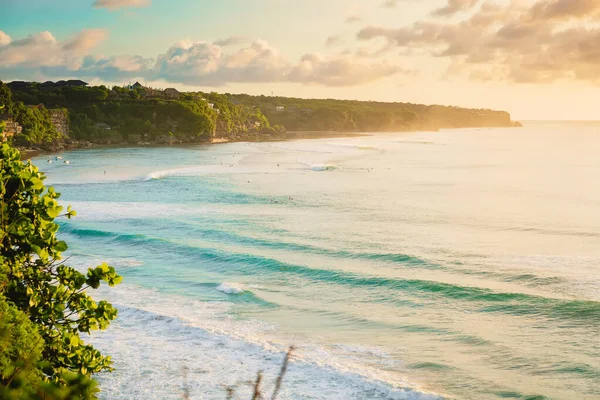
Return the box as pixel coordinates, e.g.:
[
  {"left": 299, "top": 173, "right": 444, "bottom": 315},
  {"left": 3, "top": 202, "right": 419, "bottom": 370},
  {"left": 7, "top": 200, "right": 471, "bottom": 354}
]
[
  {"left": 227, "top": 95, "right": 519, "bottom": 132},
  {"left": 49, "top": 109, "right": 69, "bottom": 137},
  {"left": 2, "top": 80, "right": 520, "bottom": 150},
  {"left": 3, "top": 82, "right": 280, "bottom": 148}
]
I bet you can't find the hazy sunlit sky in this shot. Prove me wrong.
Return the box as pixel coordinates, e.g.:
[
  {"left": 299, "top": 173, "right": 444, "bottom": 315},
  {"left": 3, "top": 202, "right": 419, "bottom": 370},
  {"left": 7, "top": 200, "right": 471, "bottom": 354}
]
[{"left": 2, "top": 0, "right": 600, "bottom": 120}]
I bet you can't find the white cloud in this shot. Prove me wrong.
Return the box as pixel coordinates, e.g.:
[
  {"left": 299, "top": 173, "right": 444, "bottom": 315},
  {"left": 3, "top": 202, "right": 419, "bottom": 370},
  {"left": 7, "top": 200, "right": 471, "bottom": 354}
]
[
  {"left": 346, "top": 15, "right": 362, "bottom": 23},
  {"left": 325, "top": 35, "right": 342, "bottom": 47},
  {"left": 0, "top": 31, "right": 10, "bottom": 46},
  {"left": 93, "top": 0, "right": 151, "bottom": 11},
  {"left": 345, "top": 4, "right": 363, "bottom": 23},
  {"left": 62, "top": 29, "right": 109, "bottom": 55},
  {"left": 90, "top": 54, "right": 154, "bottom": 73},
  {"left": 432, "top": 0, "right": 480, "bottom": 17},
  {"left": 0, "top": 29, "right": 107, "bottom": 71},
  {"left": 151, "top": 39, "right": 398, "bottom": 86},
  {"left": 288, "top": 53, "right": 401, "bottom": 86},
  {"left": 357, "top": 0, "right": 600, "bottom": 83},
  {"left": 213, "top": 36, "right": 249, "bottom": 47},
  {"left": 0, "top": 30, "right": 404, "bottom": 87},
  {"left": 381, "top": 0, "right": 399, "bottom": 8}
]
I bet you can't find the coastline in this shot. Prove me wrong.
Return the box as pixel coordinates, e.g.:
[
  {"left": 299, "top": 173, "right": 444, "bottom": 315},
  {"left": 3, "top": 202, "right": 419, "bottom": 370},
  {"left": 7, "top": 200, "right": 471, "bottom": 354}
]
[
  {"left": 17, "top": 123, "right": 521, "bottom": 158},
  {"left": 17, "top": 130, "right": 373, "bottom": 158}
]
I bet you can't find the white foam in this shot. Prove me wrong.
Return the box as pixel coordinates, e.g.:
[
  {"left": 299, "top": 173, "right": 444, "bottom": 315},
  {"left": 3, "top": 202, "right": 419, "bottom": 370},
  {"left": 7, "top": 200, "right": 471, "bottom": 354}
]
[
  {"left": 61, "top": 201, "right": 200, "bottom": 221},
  {"left": 141, "top": 164, "right": 283, "bottom": 181},
  {"left": 310, "top": 164, "right": 336, "bottom": 172},
  {"left": 216, "top": 282, "right": 245, "bottom": 294},
  {"left": 84, "top": 283, "right": 443, "bottom": 400},
  {"left": 324, "top": 142, "right": 379, "bottom": 151}
]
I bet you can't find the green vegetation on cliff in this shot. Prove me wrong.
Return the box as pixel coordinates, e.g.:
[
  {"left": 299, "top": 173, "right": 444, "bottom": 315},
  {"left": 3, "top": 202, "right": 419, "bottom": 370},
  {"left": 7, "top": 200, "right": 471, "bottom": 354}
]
[
  {"left": 0, "top": 83, "right": 61, "bottom": 147},
  {"left": 227, "top": 94, "right": 518, "bottom": 132},
  {"left": 2, "top": 80, "right": 519, "bottom": 149},
  {"left": 4, "top": 82, "right": 279, "bottom": 147}
]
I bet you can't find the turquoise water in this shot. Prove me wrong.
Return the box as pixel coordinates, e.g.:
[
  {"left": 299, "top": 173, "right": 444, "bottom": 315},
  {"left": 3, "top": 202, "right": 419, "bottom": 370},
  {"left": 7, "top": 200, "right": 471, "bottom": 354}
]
[{"left": 34, "top": 123, "right": 600, "bottom": 399}]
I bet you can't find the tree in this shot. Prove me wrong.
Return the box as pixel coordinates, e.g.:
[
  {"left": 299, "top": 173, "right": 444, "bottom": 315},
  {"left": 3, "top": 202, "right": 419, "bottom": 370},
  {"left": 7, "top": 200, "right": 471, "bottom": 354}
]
[
  {"left": 0, "top": 143, "right": 121, "bottom": 393},
  {"left": 12, "top": 103, "right": 62, "bottom": 145},
  {"left": 0, "top": 294, "right": 98, "bottom": 400}
]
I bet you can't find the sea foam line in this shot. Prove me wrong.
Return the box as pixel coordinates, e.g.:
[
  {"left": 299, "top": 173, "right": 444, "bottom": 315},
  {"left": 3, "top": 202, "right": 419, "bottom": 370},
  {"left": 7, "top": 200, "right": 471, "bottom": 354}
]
[{"left": 88, "top": 283, "right": 442, "bottom": 400}]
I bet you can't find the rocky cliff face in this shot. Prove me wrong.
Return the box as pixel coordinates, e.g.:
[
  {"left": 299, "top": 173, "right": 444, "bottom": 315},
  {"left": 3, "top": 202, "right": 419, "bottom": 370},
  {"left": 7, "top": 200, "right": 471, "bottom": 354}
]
[
  {"left": 1, "top": 117, "right": 22, "bottom": 141},
  {"left": 49, "top": 109, "right": 69, "bottom": 138}
]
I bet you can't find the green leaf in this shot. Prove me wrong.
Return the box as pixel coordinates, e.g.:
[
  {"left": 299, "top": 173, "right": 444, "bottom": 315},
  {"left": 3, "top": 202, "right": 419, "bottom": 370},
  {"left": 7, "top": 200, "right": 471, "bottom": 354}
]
[
  {"left": 30, "top": 177, "right": 44, "bottom": 190},
  {"left": 46, "top": 206, "right": 62, "bottom": 219},
  {"left": 55, "top": 240, "right": 68, "bottom": 252}
]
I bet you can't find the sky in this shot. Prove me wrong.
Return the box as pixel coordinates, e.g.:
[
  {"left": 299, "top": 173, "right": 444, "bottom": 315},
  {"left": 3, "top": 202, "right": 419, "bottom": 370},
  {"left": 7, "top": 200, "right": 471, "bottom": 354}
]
[{"left": 1, "top": 0, "right": 600, "bottom": 120}]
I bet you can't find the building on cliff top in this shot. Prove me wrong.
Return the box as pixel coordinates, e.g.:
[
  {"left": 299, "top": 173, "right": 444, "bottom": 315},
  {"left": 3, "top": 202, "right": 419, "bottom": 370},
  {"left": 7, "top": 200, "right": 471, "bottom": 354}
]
[
  {"left": 164, "top": 88, "right": 180, "bottom": 99},
  {"left": 7, "top": 81, "right": 29, "bottom": 89},
  {"left": 10, "top": 80, "right": 88, "bottom": 89},
  {"left": 60, "top": 80, "right": 88, "bottom": 87}
]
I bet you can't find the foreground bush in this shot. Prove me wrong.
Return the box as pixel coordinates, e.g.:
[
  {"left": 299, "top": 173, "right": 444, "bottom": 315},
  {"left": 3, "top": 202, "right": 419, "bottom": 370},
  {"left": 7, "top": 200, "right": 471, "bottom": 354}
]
[{"left": 0, "top": 143, "right": 121, "bottom": 398}]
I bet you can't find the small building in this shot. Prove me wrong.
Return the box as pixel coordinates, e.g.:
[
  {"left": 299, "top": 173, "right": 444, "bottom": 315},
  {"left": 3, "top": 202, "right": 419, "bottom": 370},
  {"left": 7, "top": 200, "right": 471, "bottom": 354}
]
[
  {"left": 140, "top": 88, "right": 163, "bottom": 98},
  {"left": 40, "top": 81, "right": 56, "bottom": 90},
  {"left": 163, "top": 88, "right": 180, "bottom": 99},
  {"left": 65, "top": 80, "right": 88, "bottom": 87},
  {"left": 132, "top": 81, "right": 144, "bottom": 90},
  {"left": 275, "top": 106, "right": 285, "bottom": 112},
  {"left": 7, "top": 81, "right": 29, "bottom": 89},
  {"left": 45, "top": 80, "right": 88, "bottom": 88},
  {"left": 207, "top": 103, "right": 214, "bottom": 109}
]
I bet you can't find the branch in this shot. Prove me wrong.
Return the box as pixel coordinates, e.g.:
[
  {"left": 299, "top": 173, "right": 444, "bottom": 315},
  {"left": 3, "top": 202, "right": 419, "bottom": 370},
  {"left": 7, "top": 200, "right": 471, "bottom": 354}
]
[{"left": 271, "top": 346, "right": 295, "bottom": 400}]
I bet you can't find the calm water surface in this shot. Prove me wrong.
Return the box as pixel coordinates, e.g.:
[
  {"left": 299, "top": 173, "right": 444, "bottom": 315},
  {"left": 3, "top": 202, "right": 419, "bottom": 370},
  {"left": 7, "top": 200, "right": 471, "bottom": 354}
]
[{"left": 35, "top": 122, "right": 600, "bottom": 399}]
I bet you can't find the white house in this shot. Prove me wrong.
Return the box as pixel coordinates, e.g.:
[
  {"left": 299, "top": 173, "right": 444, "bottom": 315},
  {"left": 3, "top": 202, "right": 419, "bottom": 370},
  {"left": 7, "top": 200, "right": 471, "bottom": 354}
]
[{"left": 275, "top": 106, "right": 285, "bottom": 112}]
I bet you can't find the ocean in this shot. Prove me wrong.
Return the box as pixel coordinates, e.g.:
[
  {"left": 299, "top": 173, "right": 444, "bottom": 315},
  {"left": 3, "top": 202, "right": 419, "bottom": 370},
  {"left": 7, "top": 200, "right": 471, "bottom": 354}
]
[{"left": 33, "top": 122, "right": 600, "bottom": 400}]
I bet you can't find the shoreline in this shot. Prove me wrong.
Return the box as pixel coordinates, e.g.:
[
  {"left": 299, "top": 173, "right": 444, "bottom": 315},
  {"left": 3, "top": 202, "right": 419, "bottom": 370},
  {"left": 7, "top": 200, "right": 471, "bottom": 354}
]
[
  {"left": 18, "top": 130, "right": 374, "bottom": 158},
  {"left": 18, "top": 124, "right": 519, "bottom": 158}
]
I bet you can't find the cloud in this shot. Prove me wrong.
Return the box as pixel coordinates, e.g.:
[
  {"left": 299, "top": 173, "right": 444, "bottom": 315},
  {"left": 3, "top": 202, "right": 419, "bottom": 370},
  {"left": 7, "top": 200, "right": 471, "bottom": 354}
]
[
  {"left": 152, "top": 39, "right": 290, "bottom": 85},
  {"left": 62, "top": 29, "right": 109, "bottom": 55},
  {"left": 213, "top": 36, "right": 249, "bottom": 47},
  {"left": 357, "top": 0, "right": 600, "bottom": 83},
  {"left": 345, "top": 4, "right": 363, "bottom": 23},
  {"left": 83, "top": 54, "right": 155, "bottom": 80},
  {"left": 325, "top": 35, "right": 342, "bottom": 47},
  {"left": 0, "top": 31, "right": 403, "bottom": 87},
  {"left": 289, "top": 53, "right": 401, "bottom": 86},
  {"left": 0, "top": 29, "right": 108, "bottom": 70},
  {"left": 381, "top": 0, "right": 399, "bottom": 8},
  {"left": 93, "top": 0, "right": 151, "bottom": 11},
  {"left": 0, "top": 31, "right": 10, "bottom": 46},
  {"left": 432, "top": 0, "right": 480, "bottom": 17},
  {"left": 151, "top": 39, "right": 400, "bottom": 86},
  {"left": 381, "top": 0, "right": 418, "bottom": 8},
  {"left": 529, "top": 0, "right": 600, "bottom": 20}
]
